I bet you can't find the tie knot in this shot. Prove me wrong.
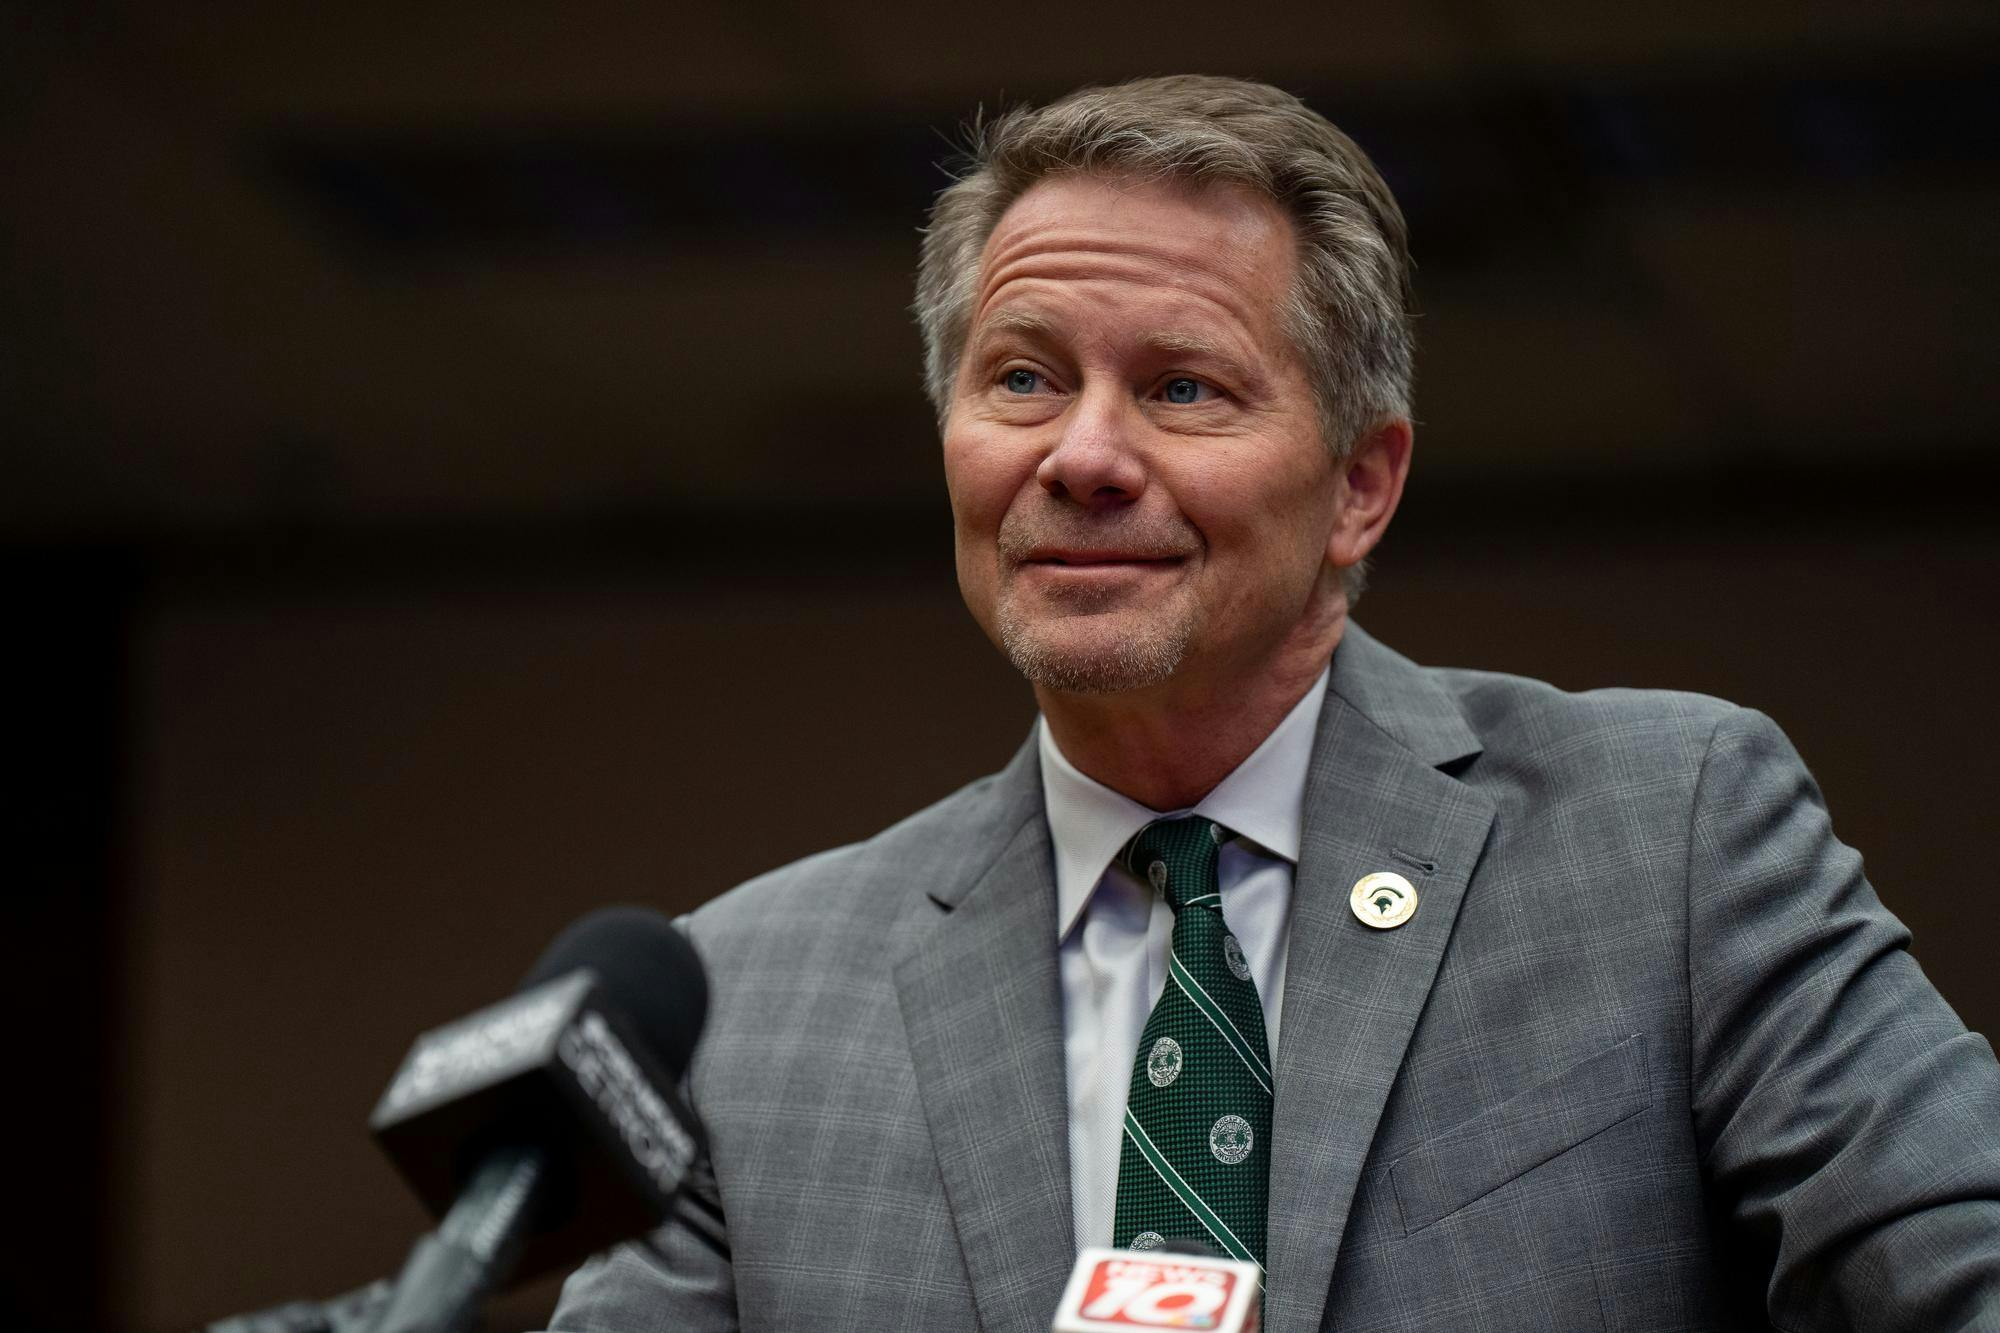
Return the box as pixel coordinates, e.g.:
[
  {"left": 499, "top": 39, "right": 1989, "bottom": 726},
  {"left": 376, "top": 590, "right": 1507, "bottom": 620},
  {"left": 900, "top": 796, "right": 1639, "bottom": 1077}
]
[{"left": 1123, "top": 815, "right": 1229, "bottom": 913}]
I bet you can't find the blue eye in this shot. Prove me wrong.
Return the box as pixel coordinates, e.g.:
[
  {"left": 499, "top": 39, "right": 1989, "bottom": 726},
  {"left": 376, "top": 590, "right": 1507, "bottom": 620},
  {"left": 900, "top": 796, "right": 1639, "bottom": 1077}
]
[
  {"left": 1163, "top": 377, "right": 1207, "bottom": 404},
  {"left": 1004, "top": 369, "right": 1040, "bottom": 394}
]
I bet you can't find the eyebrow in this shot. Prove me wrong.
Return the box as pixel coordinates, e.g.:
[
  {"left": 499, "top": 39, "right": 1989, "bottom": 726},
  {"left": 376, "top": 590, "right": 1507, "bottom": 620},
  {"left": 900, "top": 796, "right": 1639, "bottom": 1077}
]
[
  {"left": 968, "top": 311, "right": 1268, "bottom": 391},
  {"left": 1139, "top": 331, "right": 1264, "bottom": 389},
  {"left": 973, "top": 309, "right": 1060, "bottom": 344},
  {"left": 1141, "top": 330, "right": 1236, "bottom": 361},
  {"left": 977, "top": 315, "right": 1246, "bottom": 363}
]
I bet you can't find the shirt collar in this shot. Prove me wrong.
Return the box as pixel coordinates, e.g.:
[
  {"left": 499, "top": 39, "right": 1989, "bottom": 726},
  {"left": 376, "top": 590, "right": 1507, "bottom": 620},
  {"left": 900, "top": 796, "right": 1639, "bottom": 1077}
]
[{"left": 1040, "top": 664, "right": 1331, "bottom": 941}]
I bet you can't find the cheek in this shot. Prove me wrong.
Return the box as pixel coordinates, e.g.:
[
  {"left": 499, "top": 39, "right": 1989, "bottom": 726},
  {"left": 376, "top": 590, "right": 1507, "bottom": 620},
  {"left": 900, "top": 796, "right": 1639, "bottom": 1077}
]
[
  {"left": 953, "top": 538, "right": 996, "bottom": 624},
  {"left": 1190, "top": 467, "right": 1336, "bottom": 579},
  {"left": 942, "top": 427, "right": 1029, "bottom": 533},
  {"left": 1176, "top": 465, "right": 1279, "bottom": 553},
  {"left": 941, "top": 428, "right": 1015, "bottom": 613},
  {"left": 948, "top": 502, "right": 1003, "bottom": 637}
]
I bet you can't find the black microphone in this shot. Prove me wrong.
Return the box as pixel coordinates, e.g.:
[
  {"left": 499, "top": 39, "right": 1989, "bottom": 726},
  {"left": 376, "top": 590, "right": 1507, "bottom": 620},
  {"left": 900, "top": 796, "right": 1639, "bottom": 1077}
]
[{"left": 363, "top": 906, "right": 708, "bottom": 1333}]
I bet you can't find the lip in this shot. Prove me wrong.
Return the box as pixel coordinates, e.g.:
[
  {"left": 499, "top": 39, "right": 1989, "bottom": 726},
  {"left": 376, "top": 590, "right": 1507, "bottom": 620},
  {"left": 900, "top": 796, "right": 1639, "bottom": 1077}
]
[
  {"left": 1017, "top": 554, "right": 1186, "bottom": 588},
  {"left": 1022, "top": 549, "right": 1185, "bottom": 566}
]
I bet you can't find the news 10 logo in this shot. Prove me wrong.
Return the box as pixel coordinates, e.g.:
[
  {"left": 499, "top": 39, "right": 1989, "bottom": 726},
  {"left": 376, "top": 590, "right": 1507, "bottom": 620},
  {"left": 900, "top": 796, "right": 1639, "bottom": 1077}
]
[{"left": 1053, "top": 1249, "right": 1262, "bottom": 1332}]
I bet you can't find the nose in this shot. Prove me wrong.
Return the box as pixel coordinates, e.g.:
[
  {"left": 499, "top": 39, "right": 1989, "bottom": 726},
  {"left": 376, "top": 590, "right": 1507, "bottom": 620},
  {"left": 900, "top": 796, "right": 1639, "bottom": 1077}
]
[{"left": 1035, "top": 388, "right": 1146, "bottom": 509}]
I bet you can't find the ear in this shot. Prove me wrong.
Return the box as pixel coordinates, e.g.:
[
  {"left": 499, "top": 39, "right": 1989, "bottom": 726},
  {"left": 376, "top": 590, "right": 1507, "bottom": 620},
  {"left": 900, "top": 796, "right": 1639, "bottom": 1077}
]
[{"left": 1327, "top": 416, "right": 1413, "bottom": 572}]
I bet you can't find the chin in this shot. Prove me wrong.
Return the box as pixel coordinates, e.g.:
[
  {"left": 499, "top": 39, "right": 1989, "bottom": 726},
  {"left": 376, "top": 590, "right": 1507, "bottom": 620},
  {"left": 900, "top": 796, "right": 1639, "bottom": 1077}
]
[{"left": 995, "top": 611, "right": 1193, "bottom": 695}]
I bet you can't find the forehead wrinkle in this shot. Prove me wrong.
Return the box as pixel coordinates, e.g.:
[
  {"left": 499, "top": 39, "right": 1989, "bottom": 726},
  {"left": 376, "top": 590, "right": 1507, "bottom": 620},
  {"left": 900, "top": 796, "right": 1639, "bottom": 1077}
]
[
  {"left": 982, "top": 195, "right": 1291, "bottom": 280},
  {"left": 973, "top": 172, "right": 1300, "bottom": 320},
  {"left": 970, "top": 263, "right": 1271, "bottom": 364},
  {"left": 966, "top": 182, "right": 1301, "bottom": 379},
  {"left": 976, "top": 232, "right": 1282, "bottom": 320}
]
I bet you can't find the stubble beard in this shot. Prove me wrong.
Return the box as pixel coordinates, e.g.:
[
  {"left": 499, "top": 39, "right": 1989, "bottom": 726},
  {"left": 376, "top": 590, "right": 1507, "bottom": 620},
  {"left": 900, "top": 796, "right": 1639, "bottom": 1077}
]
[{"left": 994, "top": 583, "right": 1197, "bottom": 695}]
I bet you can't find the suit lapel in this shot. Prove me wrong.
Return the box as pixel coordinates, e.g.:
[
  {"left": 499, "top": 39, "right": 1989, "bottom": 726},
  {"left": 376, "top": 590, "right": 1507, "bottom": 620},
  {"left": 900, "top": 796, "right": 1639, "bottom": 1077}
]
[
  {"left": 1262, "top": 629, "right": 1496, "bottom": 1333},
  {"left": 894, "top": 740, "right": 1077, "bottom": 1333}
]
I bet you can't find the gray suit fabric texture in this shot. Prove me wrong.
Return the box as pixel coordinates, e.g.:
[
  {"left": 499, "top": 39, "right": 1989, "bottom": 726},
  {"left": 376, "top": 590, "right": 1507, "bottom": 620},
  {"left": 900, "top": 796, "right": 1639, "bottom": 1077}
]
[{"left": 549, "top": 626, "right": 2000, "bottom": 1332}]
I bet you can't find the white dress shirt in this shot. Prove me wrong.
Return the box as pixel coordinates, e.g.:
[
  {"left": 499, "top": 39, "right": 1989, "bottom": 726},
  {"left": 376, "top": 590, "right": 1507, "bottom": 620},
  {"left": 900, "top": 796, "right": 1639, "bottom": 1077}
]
[{"left": 1039, "top": 667, "right": 1329, "bottom": 1250}]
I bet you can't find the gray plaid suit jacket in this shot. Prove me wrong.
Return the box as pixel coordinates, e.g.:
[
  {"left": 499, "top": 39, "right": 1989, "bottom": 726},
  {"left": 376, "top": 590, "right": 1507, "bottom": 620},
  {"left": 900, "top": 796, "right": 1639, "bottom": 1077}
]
[{"left": 550, "top": 625, "right": 2000, "bottom": 1331}]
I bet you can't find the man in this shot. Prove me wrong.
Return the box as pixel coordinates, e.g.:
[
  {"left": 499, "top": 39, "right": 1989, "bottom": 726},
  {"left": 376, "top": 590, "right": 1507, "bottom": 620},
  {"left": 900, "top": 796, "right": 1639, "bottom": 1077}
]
[{"left": 552, "top": 76, "right": 2000, "bottom": 1330}]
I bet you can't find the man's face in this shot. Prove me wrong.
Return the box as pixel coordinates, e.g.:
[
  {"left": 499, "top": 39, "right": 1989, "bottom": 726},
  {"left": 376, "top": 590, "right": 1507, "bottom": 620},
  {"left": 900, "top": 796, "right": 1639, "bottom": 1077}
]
[{"left": 943, "top": 173, "right": 1343, "bottom": 697}]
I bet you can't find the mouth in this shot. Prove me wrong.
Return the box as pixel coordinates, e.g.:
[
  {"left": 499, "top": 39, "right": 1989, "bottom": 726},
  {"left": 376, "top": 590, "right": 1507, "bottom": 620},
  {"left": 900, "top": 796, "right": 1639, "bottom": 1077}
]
[{"left": 1023, "top": 549, "right": 1186, "bottom": 568}]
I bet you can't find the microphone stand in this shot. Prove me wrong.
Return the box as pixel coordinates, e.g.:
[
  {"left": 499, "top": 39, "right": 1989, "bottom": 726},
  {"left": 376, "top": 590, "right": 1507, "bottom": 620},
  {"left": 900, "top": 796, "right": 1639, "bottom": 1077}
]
[
  {"left": 206, "top": 1280, "right": 393, "bottom": 1333},
  {"left": 365, "top": 1144, "right": 552, "bottom": 1333},
  {"left": 206, "top": 1145, "right": 549, "bottom": 1333}
]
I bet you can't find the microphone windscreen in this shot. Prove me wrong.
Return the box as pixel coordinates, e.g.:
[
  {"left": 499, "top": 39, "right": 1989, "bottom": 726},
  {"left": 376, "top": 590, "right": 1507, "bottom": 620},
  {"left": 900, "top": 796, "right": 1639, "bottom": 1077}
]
[{"left": 519, "top": 906, "right": 707, "bottom": 1078}]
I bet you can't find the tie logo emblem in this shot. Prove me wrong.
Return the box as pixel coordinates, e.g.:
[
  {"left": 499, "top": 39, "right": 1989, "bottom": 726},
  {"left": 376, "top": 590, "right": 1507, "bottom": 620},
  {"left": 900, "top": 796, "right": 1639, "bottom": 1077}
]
[
  {"left": 1146, "top": 1037, "right": 1184, "bottom": 1087},
  {"left": 1348, "top": 871, "right": 1419, "bottom": 929},
  {"left": 1221, "top": 933, "right": 1251, "bottom": 981},
  {"left": 1209, "top": 1115, "right": 1254, "bottom": 1165},
  {"left": 1129, "top": 1231, "right": 1166, "bottom": 1251},
  {"left": 1147, "top": 860, "right": 1170, "bottom": 892}
]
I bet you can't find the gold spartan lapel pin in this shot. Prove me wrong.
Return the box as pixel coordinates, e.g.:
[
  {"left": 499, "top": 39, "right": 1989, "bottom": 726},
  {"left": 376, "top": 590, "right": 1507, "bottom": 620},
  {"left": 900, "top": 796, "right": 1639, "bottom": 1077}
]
[{"left": 1350, "top": 871, "right": 1418, "bottom": 929}]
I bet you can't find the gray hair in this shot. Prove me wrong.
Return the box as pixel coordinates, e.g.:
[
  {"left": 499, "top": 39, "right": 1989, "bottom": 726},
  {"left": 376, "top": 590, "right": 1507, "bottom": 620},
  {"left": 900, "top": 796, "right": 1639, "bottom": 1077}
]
[{"left": 913, "top": 74, "right": 1416, "bottom": 461}]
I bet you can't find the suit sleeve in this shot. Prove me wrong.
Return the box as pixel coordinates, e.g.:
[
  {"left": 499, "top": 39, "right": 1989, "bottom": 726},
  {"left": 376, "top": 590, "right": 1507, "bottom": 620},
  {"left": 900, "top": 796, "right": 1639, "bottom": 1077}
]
[{"left": 1687, "top": 706, "right": 2000, "bottom": 1330}]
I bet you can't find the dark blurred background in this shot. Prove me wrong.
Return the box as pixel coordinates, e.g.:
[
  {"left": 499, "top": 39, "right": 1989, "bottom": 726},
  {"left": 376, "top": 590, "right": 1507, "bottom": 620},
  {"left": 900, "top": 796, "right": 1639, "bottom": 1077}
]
[{"left": 5, "top": 2, "right": 1998, "bottom": 1329}]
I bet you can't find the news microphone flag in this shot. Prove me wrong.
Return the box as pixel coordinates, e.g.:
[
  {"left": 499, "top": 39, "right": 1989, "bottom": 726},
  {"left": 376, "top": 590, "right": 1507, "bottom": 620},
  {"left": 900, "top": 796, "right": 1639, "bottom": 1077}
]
[{"left": 1053, "top": 1247, "right": 1262, "bottom": 1332}]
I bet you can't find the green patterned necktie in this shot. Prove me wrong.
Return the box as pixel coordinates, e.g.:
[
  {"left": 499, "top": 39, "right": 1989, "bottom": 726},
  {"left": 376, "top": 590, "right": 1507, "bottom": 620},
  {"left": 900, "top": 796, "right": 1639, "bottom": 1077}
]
[{"left": 1111, "top": 815, "right": 1272, "bottom": 1274}]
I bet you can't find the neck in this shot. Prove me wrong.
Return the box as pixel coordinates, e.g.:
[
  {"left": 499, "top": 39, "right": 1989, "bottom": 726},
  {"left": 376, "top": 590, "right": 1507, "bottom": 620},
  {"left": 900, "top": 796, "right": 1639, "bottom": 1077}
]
[{"left": 1038, "top": 614, "right": 1346, "bottom": 811}]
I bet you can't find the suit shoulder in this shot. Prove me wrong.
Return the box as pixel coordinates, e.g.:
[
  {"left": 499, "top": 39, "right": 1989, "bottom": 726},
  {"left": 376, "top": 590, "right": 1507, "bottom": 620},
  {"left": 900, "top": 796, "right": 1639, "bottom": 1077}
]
[
  {"left": 1428, "top": 662, "right": 1753, "bottom": 774},
  {"left": 682, "top": 761, "right": 1025, "bottom": 946}
]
